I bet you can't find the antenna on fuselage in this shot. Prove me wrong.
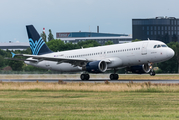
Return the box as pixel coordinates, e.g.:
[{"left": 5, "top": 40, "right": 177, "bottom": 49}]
[{"left": 148, "top": 38, "right": 150, "bottom": 41}]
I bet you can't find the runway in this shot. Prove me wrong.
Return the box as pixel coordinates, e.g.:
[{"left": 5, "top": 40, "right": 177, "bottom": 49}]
[{"left": 1, "top": 79, "right": 179, "bottom": 83}]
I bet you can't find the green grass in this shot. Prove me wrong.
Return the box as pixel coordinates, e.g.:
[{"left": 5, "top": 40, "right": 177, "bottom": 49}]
[{"left": 0, "top": 90, "right": 179, "bottom": 120}]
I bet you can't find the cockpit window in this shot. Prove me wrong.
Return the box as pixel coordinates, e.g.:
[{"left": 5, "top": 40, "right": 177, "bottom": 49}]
[
  {"left": 157, "top": 45, "right": 161, "bottom": 48},
  {"left": 154, "top": 45, "right": 157, "bottom": 48},
  {"left": 161, "top": 45, "right": 167, "bottom": 47},
  {"left": 154, "top": 44, "right": 168, "bottom": 48}
]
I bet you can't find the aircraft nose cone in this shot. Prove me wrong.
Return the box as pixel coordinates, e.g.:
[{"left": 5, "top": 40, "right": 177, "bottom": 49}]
[{"left": 167, "top": 48, "right": 175, "bottom": 58}]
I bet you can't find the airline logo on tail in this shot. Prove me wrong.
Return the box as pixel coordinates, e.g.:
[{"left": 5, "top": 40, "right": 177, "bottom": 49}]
[{"left": 29, "top": 37, "right": 45, "bottom": 55}]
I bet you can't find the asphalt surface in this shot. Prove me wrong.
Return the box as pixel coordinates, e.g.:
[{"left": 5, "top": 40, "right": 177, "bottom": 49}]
[{"left": 1, "top": 79, "right": 179, "bottom": 83}]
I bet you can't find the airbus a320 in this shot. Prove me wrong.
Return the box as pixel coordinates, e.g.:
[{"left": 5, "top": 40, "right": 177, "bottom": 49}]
[{"left": 8, "top": 25, "right": 175, "bottom": 80}]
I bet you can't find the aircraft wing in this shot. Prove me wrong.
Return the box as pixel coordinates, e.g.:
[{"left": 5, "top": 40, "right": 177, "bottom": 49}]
[
  {"left": 5, "top": 57, "right": 38, "bottom": 62},
  {"left": 10, "top": 52, "right": 111, "bottom": 67}
]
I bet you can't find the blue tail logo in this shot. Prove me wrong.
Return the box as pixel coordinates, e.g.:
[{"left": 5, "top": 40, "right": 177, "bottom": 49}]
[{"left": 29, "top": 37, "right": 45, "bottom": 55}]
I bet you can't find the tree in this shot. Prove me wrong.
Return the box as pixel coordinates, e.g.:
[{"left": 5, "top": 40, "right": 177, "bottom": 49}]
[
  {"left": 46, "top": 39, "right": 65, "bottom": 52},
  {"left": 48, "top": 29, "right": 54, "bottom": 42},
  {"left": 23, "top": 65, "right": 46, "bottom": 72},
  {"left": 104, "top": 41, "right": 113, "bottom": 45},
  {"left": 157, "top": 42, "right": 179, "bottom": 73},
  {"left": 8, "top": 60, "right": 24, "bottom": 71},
  {"left": 132, "top": 39, "right": 141, "bottom": 42},
  {"left": 0, "top": 55, "right": 4, "bottom": 68},
  {"left": 168, "top": 42, "right": 179, "bottom": 73},
  {"left": 40, "top": 32, "right": 47, "bottom": 42},
  {"left": 77, "top": 40, "right": 101, "bottom": 48}
]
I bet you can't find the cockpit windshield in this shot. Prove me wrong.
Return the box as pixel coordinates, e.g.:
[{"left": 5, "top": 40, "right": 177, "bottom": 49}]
[
  {"left": 161, "top": 45, "right": 167, "bottom": 47},
  {"left": 157, "top": 45, "right": 161, "bottom": 48},
  {"left": 153, "top": 44, "right": 168, "bottom": 48}
]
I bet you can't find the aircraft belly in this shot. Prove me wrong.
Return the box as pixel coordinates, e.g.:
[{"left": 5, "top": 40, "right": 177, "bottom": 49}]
[
  {"left": 122, "top": 53, "right": 138, "bottom": 66},
  {"left": 51, "top": 63, "right": 82, "bottom": 72}
]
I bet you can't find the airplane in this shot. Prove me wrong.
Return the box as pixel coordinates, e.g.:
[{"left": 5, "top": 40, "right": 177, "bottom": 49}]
[{"left": 7, "top": 25, "right": 175, "bottom": 80}]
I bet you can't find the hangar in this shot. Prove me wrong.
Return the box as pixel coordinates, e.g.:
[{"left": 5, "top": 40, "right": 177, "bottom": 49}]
[
  {"left": 0, "top": 42, "right": 29, "bottom": 51},
  {"left": 56, "top": 26, "right": 132, "bottom": 45}
]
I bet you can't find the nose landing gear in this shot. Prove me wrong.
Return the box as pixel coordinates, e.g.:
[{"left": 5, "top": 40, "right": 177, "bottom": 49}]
[{"left": 150, "top": 70, "right": 155, "bottom": 76}]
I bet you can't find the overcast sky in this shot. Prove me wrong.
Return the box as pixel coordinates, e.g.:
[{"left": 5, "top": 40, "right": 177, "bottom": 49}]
[{"left": 0, "top": 0, "right": 178, "bottom": 43}]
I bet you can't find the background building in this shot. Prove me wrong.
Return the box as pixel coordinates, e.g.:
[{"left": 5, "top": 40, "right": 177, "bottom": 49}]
[
  {"left": 58, "top": 36, "right": 132, "bottom": 45},
  {"left": 56, "top": 27, "right": 132, "bottom": 45},
  {"left": 132, "top": 16, "right": 179, "bottom": 43},
  {"left": 0, "top": 42, "right": 29, "bottom": 51}
]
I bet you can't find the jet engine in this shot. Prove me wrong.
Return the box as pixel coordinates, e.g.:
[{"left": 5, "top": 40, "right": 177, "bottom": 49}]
[
  {"left": 127, "top": 64, "right": 151, "bottom": 74},
  {"left": 84, "top": 60, "right": 107, "bottom": 73}
]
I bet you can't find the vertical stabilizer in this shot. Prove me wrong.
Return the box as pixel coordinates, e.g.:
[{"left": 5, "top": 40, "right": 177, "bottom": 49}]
[{"left": 26, "top": 25, "right": 52, "bottom": 55}]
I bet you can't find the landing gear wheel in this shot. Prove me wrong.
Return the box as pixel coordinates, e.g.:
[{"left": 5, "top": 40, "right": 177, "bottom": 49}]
[
  {"left": 110, "top": 74, "right": 114, "bottom": 80},
  {"left": 150, "top": 71, "right": 155, "bottom": 76},
  {"left": 85, "top": 74, "right": 90, "bottom": 80},
  {"left": 110, "top": 74, "right": 119, "bottom": 80},
  {"left": 80, "top": 74, "right": 90, "bottom": 80}
]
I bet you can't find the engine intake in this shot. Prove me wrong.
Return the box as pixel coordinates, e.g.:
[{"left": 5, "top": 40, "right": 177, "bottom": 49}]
[
  {"left": 127, "top": 64, "right": 151, "bottom": 74},
  {"left": 85, "top": 61, "right": 107, "bottom": 73}
]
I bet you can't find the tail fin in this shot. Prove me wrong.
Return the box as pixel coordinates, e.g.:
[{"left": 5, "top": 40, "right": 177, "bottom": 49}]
[{"left": 26, "top": 25, "right": 52, "bottom": 55}]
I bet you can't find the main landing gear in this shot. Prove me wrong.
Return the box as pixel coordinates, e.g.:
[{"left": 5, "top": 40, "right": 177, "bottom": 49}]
[
  {"left": 109, "top": 68, "right": 119, "bottom": 80},
  {"left": 109, "top": 74, "right": 119, "bottom": 80},
  {"left": 80, "top": 68, "right": 119, "bottom": 81},
  {"left": 80, "top": 74, "right": 90, "bottom": 80},
  {"left": 80, "top": 73, "right": 119, "bottom": 80}
]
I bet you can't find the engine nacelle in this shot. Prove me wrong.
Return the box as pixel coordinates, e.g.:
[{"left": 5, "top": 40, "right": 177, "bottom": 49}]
[
  {"left": 85, "top": 61, "right": 107, "bottom": 73},
  {"left": 127, "top": 64, "right": 151, "bottom": 74}
]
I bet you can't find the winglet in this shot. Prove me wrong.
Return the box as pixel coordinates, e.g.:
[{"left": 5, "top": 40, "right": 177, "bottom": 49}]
[{"left": 11, "top": 52, "right": 16, "bottom": 58}]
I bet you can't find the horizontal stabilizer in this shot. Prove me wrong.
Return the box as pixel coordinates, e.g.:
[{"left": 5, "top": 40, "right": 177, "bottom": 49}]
[{"left": 11, "top": 52, "right": 16, "bottom": 58}]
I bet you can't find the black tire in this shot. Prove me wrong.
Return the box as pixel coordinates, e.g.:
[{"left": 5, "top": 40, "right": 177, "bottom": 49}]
[
  {"left": 80, "top": 74, "right": 90, "bottom": 80},
  {"left": 85, "top": 74, "right": 90, "bottom": 80},
  {"left": 152, "top": 71, "right": 156, "bottom": 76},
  {"left": 110, "top": 74, "right": 114, "bottom": 80},
  {"left": 150, "top": 71, "right": 156, "bottom": 76},
  {"left": 114, "top": 74, "right": 119, "bottom": 80},
  {"left": 80, "top": 74, "right": 86, "bottom": 80}
]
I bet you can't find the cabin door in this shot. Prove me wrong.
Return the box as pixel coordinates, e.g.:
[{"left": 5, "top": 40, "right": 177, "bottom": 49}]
[{"left": 141, "top": 42, "right": 148, "bottom": 55}]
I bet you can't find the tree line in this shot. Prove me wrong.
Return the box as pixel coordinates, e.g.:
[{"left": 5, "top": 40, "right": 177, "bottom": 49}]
[{"left": 0, "top": 38, "right": 178, "bottom": 73}]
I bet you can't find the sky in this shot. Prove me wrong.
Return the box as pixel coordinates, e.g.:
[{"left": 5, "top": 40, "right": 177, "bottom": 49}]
[{"left": 0, "top": 0, "right": 179, "bottom": 43}]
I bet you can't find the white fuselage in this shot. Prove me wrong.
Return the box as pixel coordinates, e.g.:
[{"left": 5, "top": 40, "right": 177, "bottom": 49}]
[{"left": 25, "top": 40, "right": 174, "bottom": 72}]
